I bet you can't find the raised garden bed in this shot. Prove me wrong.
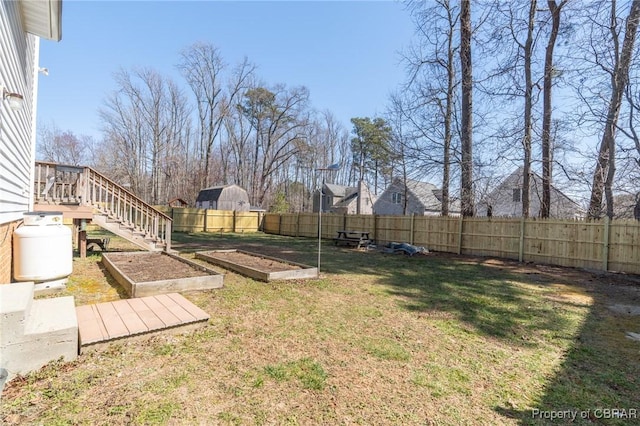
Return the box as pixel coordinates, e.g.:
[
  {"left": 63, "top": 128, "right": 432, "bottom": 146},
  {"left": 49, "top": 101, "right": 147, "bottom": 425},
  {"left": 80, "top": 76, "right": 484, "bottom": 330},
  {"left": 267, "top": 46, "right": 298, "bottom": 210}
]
[
  {"left": 102, "top": 252, "right": 224, "bottom": 297},
  {"left": 195, "top": 249, "right": 317, "bottom": 282}
]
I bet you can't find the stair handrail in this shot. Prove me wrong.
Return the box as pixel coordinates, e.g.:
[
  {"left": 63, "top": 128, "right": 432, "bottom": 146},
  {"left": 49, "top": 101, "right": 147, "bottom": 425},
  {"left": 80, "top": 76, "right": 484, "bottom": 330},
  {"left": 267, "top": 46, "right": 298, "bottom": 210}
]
[{"left": 82, "top": 166, "right": 172, "bottom": 251}]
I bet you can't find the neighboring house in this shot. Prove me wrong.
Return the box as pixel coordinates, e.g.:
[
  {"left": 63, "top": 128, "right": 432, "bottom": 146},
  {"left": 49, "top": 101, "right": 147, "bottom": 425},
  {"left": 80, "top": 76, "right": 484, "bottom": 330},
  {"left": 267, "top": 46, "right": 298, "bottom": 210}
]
[
  {"left": 195, "top": 185, "right": 250, "bottom": 211},
  {"left": 312, "top": 183, "right": 351, "bottom": 213},
  {"left": 313, "top": 183, "right": 344, "bottom": 213},
  {"left": 329, "top": 181, "right": 376, "bottom": 215},
  {"left": 1, "top": 0, "right": 62, "bottom": 283},
  {"left": 373, "top": 178, "right": 461, "bottom": 216},
  {"left": 611, "top": 193, "right": 640, "bottom": 220},
  {"left": 477, "top": 167, "right": 582, "bottom": 218},
  {"left": 312, "top": 182, "right": 376, "bottom": 214}
]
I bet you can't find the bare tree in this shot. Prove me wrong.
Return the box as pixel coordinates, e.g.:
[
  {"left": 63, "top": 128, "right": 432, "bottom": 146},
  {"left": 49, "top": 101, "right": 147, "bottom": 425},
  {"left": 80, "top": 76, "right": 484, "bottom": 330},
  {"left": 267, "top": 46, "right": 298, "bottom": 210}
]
[
  {"left": 485, "top": 0, "right": 541, "bottom": 216},
  {"left": 239, "top": 84, "right": 311, "bottom": 207},
  {"left": 177, "top": 43, "right": 255, "bottom": 189},
  {"left": 541, "top": 0, "right": 569, "bottom": 217},
  {"left": 399, "top": 0, "right": 460, "bottom": 216},
  {"left": 520, "top": 0, "right": 538, "bottom": 217},
  {"left": 37, "top": 123, "right": 94, "bottom": 166},
  {"left": 588, "top": 0, "right": 640, "bottom": 219},
  {"left": 460, "top": 0, "right": 474, "bottom": 216},
  {"left": 100, "top": 68, "right": 191, "bottom": 204}
]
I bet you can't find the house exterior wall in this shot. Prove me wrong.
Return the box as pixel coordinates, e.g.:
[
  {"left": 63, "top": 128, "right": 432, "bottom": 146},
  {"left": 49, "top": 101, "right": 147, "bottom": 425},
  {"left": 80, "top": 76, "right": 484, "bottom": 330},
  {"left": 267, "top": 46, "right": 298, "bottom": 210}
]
[
  {"left": 373, "top": 180, "right": 425, "bottom": 216},
  {"left": 0, "top": 0, "right": 39, "bottom": 226},
  {"left": 0, "top": 222, "right": 18, "bottom": 282},
  {"left": 1, "top": 1, "right": 41, "bottom": 283},
  {"left": 312, "top": 188, "right": 348, "bottom": 213},
  {"left": 477, "top": 169, "right": 581, "bottom": 218}
]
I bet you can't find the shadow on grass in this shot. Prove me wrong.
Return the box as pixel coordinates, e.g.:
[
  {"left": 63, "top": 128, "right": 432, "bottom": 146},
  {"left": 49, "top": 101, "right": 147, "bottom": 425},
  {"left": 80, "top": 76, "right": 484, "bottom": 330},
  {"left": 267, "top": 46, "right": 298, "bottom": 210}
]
[
  {"left": 172, "top": 232, "right": 572, "bottom": 344},
  {"left": 172, "top": 232, "right": 640, "bottom": 425},
  {"left": 494, "top": 292, "right": 640, "bottom": 425}
]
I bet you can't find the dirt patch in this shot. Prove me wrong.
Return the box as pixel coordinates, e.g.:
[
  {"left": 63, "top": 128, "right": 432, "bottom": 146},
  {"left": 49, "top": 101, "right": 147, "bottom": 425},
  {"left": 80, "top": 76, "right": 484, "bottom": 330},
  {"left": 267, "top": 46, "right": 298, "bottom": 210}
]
[
  {"left": 199, "top": 250, "right": 302, "bottom": 273},
  {"left": 608, "top": 304, "right": 640, "bottom": 315},
  {"left": 104, "top": 252, "right": 211, "bottom": 282}
]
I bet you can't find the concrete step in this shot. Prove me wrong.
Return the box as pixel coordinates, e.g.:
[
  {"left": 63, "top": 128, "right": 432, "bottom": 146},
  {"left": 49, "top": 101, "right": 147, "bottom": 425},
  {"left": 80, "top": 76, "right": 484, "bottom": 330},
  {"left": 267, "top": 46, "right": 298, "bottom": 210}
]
[
  {"left": 0, "top": 282, "right": 34, "bottom": 345},
  {"left": 24, "top": 297, "right": 78, "bottom": 338},
  {"left": 0, "top": 285, "right": 78, "bottom": 382}
]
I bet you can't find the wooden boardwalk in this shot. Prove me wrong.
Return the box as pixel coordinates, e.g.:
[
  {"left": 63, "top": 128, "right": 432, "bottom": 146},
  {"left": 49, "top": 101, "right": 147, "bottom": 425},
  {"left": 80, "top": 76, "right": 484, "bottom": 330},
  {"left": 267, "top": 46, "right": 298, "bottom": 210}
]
[{"left": 76, "top": 293, "right": 210, "bottom": 347}]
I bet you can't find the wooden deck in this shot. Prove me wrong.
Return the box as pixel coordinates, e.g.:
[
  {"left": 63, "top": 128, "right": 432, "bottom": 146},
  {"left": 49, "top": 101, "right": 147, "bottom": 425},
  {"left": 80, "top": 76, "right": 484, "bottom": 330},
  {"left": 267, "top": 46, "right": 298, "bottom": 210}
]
[{"left": 76, "top": 293, "right": 210, "bottom": 347}]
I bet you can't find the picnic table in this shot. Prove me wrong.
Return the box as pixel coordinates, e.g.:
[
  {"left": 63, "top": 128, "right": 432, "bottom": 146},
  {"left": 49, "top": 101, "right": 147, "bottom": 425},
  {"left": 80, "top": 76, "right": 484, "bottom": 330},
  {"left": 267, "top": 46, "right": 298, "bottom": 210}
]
[{"left": 334, "top": 230, "right": 372, "bottom": 249}]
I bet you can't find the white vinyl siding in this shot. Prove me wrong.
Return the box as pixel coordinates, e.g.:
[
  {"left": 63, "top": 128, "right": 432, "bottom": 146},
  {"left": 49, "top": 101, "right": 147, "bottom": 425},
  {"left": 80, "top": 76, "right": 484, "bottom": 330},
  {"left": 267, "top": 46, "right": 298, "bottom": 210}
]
[{"left": 0, "top": 0, "right": 39, "bottom": 224}]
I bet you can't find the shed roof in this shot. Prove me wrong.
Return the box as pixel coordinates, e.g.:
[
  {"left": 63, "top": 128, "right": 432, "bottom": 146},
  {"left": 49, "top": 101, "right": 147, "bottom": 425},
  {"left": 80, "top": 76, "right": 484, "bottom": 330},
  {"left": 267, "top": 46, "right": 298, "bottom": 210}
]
[
  {"left": 196, "top": 187, "right": 224, "bottom": 202},
  {"left": 196, "top": 184, "right": 247, "bottom": 202}
]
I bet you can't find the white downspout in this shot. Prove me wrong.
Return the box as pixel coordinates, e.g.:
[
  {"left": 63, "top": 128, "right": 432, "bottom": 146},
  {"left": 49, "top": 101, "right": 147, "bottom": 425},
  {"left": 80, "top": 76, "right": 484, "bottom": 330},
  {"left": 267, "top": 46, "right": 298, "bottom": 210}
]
[{"left": 28, "top": 36, "right": 40, "bottom": 211}]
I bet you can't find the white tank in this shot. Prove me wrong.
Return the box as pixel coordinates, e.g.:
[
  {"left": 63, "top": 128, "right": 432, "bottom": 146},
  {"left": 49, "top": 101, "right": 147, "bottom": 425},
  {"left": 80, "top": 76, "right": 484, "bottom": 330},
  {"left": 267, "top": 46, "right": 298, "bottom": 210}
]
[{"left": 13, "top": 212, "right": 73, "bottom": 283}]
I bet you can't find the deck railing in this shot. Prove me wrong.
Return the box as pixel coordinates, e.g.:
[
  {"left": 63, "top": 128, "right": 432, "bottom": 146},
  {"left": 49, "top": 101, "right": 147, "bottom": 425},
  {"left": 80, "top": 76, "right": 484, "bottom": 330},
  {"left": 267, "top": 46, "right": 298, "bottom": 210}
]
[
  {"left": 34, "top": 161, "right": 172, "bottom": 250},
  {"left": 34, "top": 161, "right": 84, "bottom": 204}
]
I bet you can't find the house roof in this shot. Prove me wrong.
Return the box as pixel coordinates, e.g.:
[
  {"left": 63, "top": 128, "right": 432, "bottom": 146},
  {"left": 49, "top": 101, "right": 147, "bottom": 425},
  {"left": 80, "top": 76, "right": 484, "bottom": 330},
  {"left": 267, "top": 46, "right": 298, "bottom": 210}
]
[
  {"left": 168, "top": 197, "right": 188, "bottom": 206},
  {"left": 402, "top": 178, "right": 461, "bottom": 212},
  {"left": 19, "top": 0, "right": 62, "bottom": 41},
  {"left": 479, "top": 167, "right": 583, "bottom": 218},
  {"left": 331, "top": 188, "right": 358, "bottom": 208},
  {"left": 323, "top": 183, "right": 352, "bottom": 197},
  {"left": 482, "top": 167, "right": 579, "bottom": 207}
]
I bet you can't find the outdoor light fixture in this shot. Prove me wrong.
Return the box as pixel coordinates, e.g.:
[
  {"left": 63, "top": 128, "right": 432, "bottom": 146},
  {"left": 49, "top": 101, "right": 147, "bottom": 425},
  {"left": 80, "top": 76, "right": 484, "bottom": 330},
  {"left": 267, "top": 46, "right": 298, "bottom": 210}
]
[{"left": 2, "top": 86, "right": 25, "bottom": 111}]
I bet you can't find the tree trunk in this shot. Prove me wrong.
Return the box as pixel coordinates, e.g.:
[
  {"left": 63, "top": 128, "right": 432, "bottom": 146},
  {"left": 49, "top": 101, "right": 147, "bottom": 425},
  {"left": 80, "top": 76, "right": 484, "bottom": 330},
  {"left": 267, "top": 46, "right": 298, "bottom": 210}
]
[
  {"left": 460, "top": 0, "right": 474, "bottom": 217},
  {"left": 441, "top": 0, "right": 455, "bottom": 217},
  {"left": 522, "top": 0, "right": 537, "bottom": 218},
  {"left": 541, "top": 0, "right": 566, "bottom": 218},
  {"left": 588, "top": 0, "right": 640, "bottom": 219}
]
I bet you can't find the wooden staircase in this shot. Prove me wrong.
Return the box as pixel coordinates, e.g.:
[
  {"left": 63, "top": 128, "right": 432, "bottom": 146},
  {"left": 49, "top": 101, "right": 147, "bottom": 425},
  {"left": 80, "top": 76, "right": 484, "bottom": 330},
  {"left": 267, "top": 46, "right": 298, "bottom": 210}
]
[{"left": 33, "top": 162, "right": 172, "bottom": 252}]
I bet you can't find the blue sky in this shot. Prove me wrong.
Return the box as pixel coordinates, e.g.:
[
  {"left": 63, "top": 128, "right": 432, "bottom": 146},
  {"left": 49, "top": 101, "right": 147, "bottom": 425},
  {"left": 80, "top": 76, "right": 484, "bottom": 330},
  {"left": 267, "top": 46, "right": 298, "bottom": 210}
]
[{"left": 36, "top": 0, "right": 415, "bottom": 140}]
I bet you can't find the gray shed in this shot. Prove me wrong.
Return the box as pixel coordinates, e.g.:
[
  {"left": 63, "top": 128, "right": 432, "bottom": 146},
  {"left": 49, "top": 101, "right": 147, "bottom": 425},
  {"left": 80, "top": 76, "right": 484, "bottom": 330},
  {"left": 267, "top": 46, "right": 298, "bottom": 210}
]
[{"left": 195, "top": 185, "right": 250, "bottom": 211}]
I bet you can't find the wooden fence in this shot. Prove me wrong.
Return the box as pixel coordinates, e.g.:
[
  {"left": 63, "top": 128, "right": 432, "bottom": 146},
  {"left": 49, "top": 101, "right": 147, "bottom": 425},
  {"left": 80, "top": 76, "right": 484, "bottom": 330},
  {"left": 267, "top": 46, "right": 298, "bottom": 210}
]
[
  {"left": 263, "top": 213, "right": 640, "bottom": 276},
  {"left": 155, "top": 207, "right": 264, "bottom": 233}
]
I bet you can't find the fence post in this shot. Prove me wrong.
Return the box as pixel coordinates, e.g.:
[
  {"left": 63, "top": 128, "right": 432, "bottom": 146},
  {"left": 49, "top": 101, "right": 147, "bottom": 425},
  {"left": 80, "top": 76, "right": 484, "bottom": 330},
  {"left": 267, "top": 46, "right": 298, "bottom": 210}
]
[
  {"left": 457, "top": 215, "right": 463, "bottom": 255},
  {"left": 233, "top": 210, "right": 237, "bottom": 233},
  {"left": 296, "top": 213, "right": 300, "bottom": 237},
  {"left": 410, "top": 213, "right": 415, "bottom": 245},
  {"left": 603, "top": 217, "right": 610, "bottom": 272},
  {"left": 279, "top": 214, "right": 283, "bottom": 236},
  {"left": 204, "top": 209, "right": 208, "bottom": 232},
  {"left": 373, "top": 214, "right": 377, "bottom": 242},
  {"left": 519, "top": 217, "right": 525, "bottom": 262}
]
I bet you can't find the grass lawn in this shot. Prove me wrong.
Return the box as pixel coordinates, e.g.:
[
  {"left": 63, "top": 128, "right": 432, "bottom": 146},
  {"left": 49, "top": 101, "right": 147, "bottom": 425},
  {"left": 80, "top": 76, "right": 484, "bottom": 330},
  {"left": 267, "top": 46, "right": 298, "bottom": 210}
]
[{"left": 2, "top": 232, "right": 639, "bottom": 425}]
